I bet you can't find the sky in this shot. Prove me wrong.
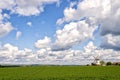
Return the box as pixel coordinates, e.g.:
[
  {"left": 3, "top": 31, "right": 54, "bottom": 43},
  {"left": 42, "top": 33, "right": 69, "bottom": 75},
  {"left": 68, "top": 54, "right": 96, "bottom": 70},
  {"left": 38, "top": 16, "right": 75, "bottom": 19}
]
[{"left": 0, "top": 0, "right": 120, "bottom": 65}]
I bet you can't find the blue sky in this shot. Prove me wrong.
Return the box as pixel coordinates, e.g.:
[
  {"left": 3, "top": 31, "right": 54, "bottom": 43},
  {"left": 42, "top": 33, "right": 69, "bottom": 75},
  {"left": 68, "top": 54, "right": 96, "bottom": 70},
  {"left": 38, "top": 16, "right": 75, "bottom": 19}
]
[
  {"left": 0, "top": 0, "right": 73, "bottom": 50},
  {"left": 0, "top": 0, "right": 120, "bottom": 64}
]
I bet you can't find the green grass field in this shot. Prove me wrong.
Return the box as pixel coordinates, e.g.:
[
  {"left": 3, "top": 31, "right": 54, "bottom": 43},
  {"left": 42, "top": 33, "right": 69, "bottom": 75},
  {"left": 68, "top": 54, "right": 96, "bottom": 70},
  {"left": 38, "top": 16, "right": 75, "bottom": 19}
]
[{"left": 0, "top": 66, "right": 120, "bottom": 80}]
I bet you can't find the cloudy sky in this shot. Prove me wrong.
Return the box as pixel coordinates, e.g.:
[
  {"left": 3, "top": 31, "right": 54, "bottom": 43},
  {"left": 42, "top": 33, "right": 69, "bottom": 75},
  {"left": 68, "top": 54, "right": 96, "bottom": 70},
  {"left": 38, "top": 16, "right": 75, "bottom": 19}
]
[{"left": 0, "top": 0, "right": 120, "bottom": 65}]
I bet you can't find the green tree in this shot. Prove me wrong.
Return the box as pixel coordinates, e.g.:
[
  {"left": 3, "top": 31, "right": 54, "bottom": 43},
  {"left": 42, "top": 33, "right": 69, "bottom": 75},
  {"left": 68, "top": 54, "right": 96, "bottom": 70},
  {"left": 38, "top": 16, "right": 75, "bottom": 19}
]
[
  {"left": 100, "top": 60, "right": 105, "bottom": 66},
  {"left": 106, "top": 62, "right": 112, "bottom": 66}
]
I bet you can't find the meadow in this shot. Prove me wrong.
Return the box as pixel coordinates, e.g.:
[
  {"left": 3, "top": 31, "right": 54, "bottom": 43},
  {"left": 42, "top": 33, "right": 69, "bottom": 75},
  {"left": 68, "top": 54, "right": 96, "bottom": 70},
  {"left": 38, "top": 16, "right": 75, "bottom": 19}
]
[{"left": 0, "top": 66, "right": 120, "bottom": 80}]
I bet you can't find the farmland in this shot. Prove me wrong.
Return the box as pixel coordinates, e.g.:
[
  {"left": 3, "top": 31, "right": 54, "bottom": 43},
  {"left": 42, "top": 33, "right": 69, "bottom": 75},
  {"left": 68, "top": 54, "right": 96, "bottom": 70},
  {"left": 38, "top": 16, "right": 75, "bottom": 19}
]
[{"left": 0, "top": 66, "right": 120, "bottom": 80}]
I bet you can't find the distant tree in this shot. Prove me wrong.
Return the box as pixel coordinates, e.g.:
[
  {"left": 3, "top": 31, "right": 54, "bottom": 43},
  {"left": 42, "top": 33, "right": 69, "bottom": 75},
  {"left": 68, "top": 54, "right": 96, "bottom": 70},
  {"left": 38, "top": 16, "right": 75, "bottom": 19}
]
[
  {"left": 0, "top": 65, "right": 3, "bottom": 68},
  {"left": 100, "top": 60, "right": 105, "bottom": 66},
  {"left": 106, "top": 62, "right": 112, "bottom": 66},
  {"left": 114, "top": 63, "right": 120, "bottom": 66},
  {"left": 115, "top": 63, "right": 118, "bottom": 65},
  {"left": 86, "top": 64, "right": 90, "bottom": 66}
]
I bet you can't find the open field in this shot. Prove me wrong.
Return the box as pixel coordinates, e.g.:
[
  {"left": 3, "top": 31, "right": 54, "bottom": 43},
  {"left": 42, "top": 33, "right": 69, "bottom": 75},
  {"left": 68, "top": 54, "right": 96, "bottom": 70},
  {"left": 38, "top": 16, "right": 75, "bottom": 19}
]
[{"left": 0, "top": 66, "right": 120, "bottom": 80}]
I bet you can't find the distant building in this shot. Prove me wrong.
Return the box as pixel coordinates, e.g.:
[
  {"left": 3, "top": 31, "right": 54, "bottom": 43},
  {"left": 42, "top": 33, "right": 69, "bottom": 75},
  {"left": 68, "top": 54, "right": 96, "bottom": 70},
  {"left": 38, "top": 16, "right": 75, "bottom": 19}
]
[{"left": 91, "top": 56, "right": 101, "bottom": 66}]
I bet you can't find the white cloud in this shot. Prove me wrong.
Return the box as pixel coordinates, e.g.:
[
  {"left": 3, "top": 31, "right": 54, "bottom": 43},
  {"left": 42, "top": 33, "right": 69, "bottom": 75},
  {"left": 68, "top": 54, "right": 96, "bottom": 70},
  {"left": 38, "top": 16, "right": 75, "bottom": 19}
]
[
  {"left": 57, "top": 0, "right": 112, "bottom": 24},
  {"left": 0, "top": 0, "right": 59, "bottom": 16},
  {"left": 0, "top": 0, "right": 120, "bottom": 65},
  {"left": 0, "top": 10, "right": 3, "bottom": 21},
  {"left": 35, "top": 49, "right": 84, "bottom": 63},
  {"left": 57, "top": 0, "right": 120, "bottom": 52},
  {"left": 0, "top": 22, "right": 14, "bottom": 37},
  {"left": 0, "top": 42, "right": 120, "bottom": 65},
  {"left": 0, "top": 8, "right": 13, "bottom": 38},
  {"left": 101, "top": 34, "right": 120, "bottom": 50},
  {"left": 27, "top": 22, "right": 32, "bottom": 27},
  {"left": 0, "top": 43, "right": 36, "bottom": 63},
  {"left": 0, "top": 0, "right": 60, "bottom": 38},
  {"left": 82, "top": 41, "right": 120, "bottom": 61},
  {"left": 0, "top": 0, "right": 15, "bottom": 10},
  {"left": 16, "top": 31, "right": 22, "bottom": 40},
  {"left": 0, "top": 43, "right": 18, "bottom": 61},
  {"left": 15, "top": 48, "right": 36, "bottom": 62},
  {"left": 35, "top": 36, "right": 51, "bottom": 49},
  {"left": 53, "top": 20, "right": 96, "bottom": 51},
  {"left": 3, "top": 13, "right": 10, "bottom": 19},
  {"left": 57, "top": 0, "right": 120, "bottom": 35},
  {"left": 83, "top": 41, "right": 97, "bottom": 55},
  {"left": 12, "top": 0, "right": 59, "bottom": 16}
]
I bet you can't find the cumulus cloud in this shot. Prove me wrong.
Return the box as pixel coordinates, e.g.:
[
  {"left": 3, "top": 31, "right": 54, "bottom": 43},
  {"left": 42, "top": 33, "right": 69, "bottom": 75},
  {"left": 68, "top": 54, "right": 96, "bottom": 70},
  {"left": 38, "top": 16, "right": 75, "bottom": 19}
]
[
  {"left": 101, "top": 34, "right": 120, "bottom": 50},
  {"left": 0, "top": 10, "right": 3, "bottom": 21},
  {"left": 100, "top": 0, "right": 120, "bottom": 35},
  {"left": 11, "top": 0, "right": 59, "bottom": 16},
  {"left": 35, "top": 36, "right": 51, "bottom": 49},
  {"left": 0, "top": 43, "right": 18, "bottom": 61},
  {"left": 0, "top": 0, "right": 120, "bottom": 65},
  {"left": 0, "top": 0, "right": 15, "bottom": 10},
  {"left": 27, "top": 22, "right": 32, "bottom": 27},
  {"left": 0, "top": 5, "right": 13, "bottom": 38},
  {"left": 0, "top": 22, "right": 14, "bottom": 37},
  {"left": 57, "top": 0, "right": 120, "bottom": 35},
  {"left": 83, "top": 41, "right": 97, "bottom": 57},
  {"left": 57, "top": 0, "right": 120, "bottom": 51},
  {"left": 0, "top": 0, "right": 60, "bottom": 17},
  {"left": 0, "top": 43, "right": 36, "bottom": 63},
  {"left": 53, "top": 20, "right": 96, "bottom": 51},
  {"left": 16, "top": 31, "right": 22, "bottom": 40},
  {"left": 3, "top": 13, "right": 10, "bottom": 19},
  {"left": 35, "top": 49, "right": 85, "bottom": 64},
  {"left": 57, "top": 0, "right": 112, "bottom": 24},
  {"left": 0, "top": 43, "right": 82, "bottom": 64},
  {"left": 0, "top": 0, "right": 59, "bottom": 16},
  {"left": 0, "top": 0, "right": 59, "bottom": 38},
  {"left": 0, "top": 41, "right": 120, "bottom": 65},
  {"left": 83, "top": 41, "right": 120, "bottom": 61}
]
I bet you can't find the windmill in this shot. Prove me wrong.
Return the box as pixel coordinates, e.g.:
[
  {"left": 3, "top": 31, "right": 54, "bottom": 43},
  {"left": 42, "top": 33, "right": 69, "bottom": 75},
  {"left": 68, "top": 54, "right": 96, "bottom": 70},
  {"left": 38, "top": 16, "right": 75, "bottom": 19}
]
[{"left": 93, "top": 55, "right": 101, "bottom": 65}]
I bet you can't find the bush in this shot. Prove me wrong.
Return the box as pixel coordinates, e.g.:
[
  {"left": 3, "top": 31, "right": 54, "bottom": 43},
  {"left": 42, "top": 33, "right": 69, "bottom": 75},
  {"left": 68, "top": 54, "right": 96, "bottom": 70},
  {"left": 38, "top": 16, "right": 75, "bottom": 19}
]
[{"left": 91, "top": 63, "right": 96, "bottom": 66}]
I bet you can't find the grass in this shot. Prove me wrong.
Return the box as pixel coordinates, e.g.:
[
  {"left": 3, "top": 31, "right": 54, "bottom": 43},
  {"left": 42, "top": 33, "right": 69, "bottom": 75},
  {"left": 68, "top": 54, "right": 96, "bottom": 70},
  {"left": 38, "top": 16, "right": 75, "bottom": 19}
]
[{"left": 0, "top": 66, "right": 120, "bottom": 80}]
